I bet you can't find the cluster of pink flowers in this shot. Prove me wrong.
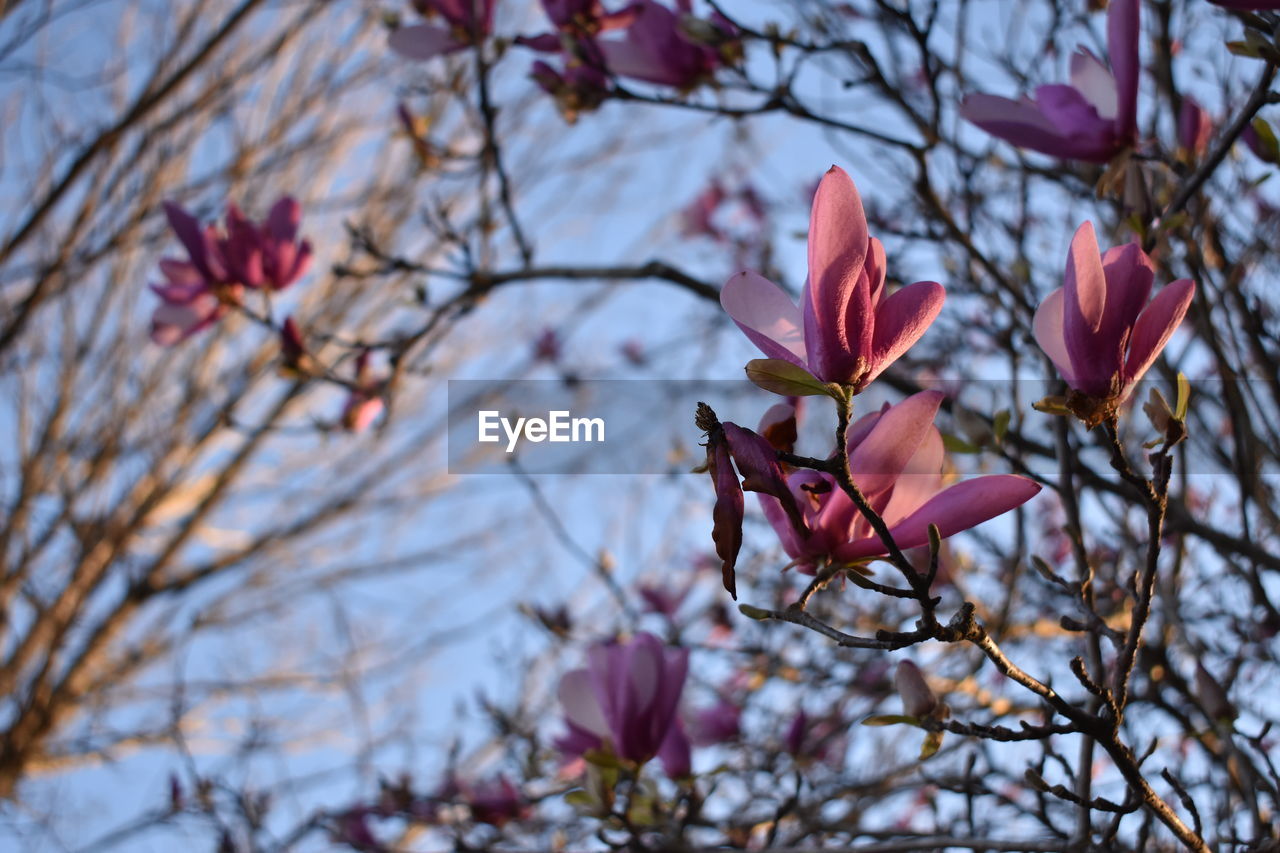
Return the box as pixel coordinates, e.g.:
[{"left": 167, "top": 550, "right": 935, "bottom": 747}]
[
  {"left": 707, "top": 159, "right": 1194, "bottom": 593},
  {"left": 150, "top": 198, "right": 311, "bottom": 345}
]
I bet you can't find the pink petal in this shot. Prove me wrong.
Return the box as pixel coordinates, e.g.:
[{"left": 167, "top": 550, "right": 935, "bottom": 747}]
[
  {"left": 866, "top": 280, "right": 945, "bottom": 384},
  {"left": 266, "top": 196, "right": 301, "bottom": 241},
  {"left": 1098, "top": 241, "right": 1155, "bottom": 347},
  {"left": 720, "top": 270, "right": 806, "bottom": 367},
  {"left": 1107, "top": 0, "right": 1140, "bottom": 139},
  {"left": 960, "top": 94, "right": 1088, "bottom": 159},
  {"left": 1031, "top": 288, "right": 1077, "bottom": 385},
  {"left": 805, "top": 166, "right": 870, "bottom": 381},
  {"left": 389, "top": 24, "right": 465, "bottom": 61},
  {"left": 559, "top": 668, "right": 610, "bottom": 737},
  {"left": 1070, "top": 49, "right": 1117, "bottom": 120},
  {"left": 1063, "top": 221, "right": 1117, "bottom": 394},
  {"left": 834, "top": 475, "right": 1041, "bottom": 561},
  {"left": 1123, "top": 279, "right": 1196, "bottom": 387},
  {"left": 876, "top": 426, "right": 945, "bottom": 528},
  {"left": 847, "top": 390, "right": 944, "bottom": 499}
]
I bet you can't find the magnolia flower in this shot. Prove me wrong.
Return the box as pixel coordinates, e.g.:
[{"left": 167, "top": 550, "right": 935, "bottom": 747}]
[
  {"left": 596, "top": 0, "right": 727, "bottom": 89},
  {"left": 960, "top": 0, "right": 1138, "bottom": 162},
  {"left": 389, "top": 0, "right": 495, "bottom": 60},
  {"left": 530, "top": 57, "right": 611, "bottom": 122},
  {"left": 1032, "top": 222, "right": 1195, "bottom": 416},
  {"left": 459, "top": 776, "right": 528, "bottom": 826},
  {"left": 216, "top": 199, "right": 312, "bottom": 290},
  {"left": 151, "top": 197, "right": 308, "bottom": 346},
  {"left": 342, "top": 350, "right": 386, "bottom": 434},
  {"left": 757, "top": 393, "right": 1041, "bottom": 570},
  {"left": 1178, "top": 97, "right": 1213, "bottom": 158},
  {"left": 519, "top": 0, "right": 639, "bottom": 48},
  {"left": 556, "top": 633, "right": 691, "bottom": 775},
  {"left": 163, "top": 198, "right": 311, "bottom": 292},
  {"left": 895, "top": 661, "right": 938, "bottom": 718},
  {"left": 721, "top": 166, "right": 945, "bottom": 391},
  {"left": 691, "top": 699, "right": 741, "bottom": 745}
]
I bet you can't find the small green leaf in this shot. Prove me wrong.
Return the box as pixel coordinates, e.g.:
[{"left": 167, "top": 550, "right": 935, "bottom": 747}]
[
  {"left": 743, "top": 359, "right": 833, "bottom": 397},
  {"left": 920, "top": 729, "right": 944, "bottom": 759},
  {"left": 862, "top": 714, "right": 920, "bottom": 727},
  {"left": 564, "top": 790, "right": 596, "bottom": 809},
  {"left": 992, "top": 409, "right": 1011, "bottom": 444},
  {"left": 737, "top": 603, "right": 772, "bottom": 620},
  {"left": 1175, "top": 372, "right": 1191, "bottom": 421},
  {"left": 1227, "top": 39, "right": 1262, "bottom": 59},
  {"left": 1032, "top": 395, "right": 1072, "bottom": 417},
  {"left": 941, "top": 433, "right": 980, "bottom": 454},
  {"left": 1250, "top": 117, "right": 1280, "bottom": 163}
]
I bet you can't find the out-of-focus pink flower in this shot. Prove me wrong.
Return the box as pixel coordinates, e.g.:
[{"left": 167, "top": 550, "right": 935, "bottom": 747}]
[
  {"left": 530, "top": 56, "right": 611, "bottom": 122},
  {"left": 150, "top": 260, "right": 239, "bottom": 346},
  {"left": 389, "top": 0, "right": 495, "bottom": 61},
  {"left": 1178, "top": 97, "right": 1213, "bottom": 157},
  {"left": 555, "top": 632, "right": 690, "bottom": 774},
  {"left": 460, "top": 775, "right": 529, "bottom": 826},
  {"left": 216, "top": 198, "right": 312, "bottom": 291},
  {"left": 619, "top": 338, "right": 647, "bottom": 366},
  {"left": 596, "top": 0, "right": 731, "bottom": 89},
  {"left": 895, "top": 661, "right": 938, "bottom": 718},
  {"left": 342, "top": 350, "right": 385, "bottom": 434},
  {"left": 151, "top": 197, "right": 309, "bottom": 345},
  {"left": 960, "top": 0, "right": 1139, "bottom": 162},
  {"left": 532, "top": 327, "right": 562, "bottom": 363},
  {"left": 278, "top": 315, "right": 317, "bottom": 378},
  {"left": 520, "top": 0, "right": 639, "bottom": 47},
  {"left": 756, "top": 394, "right": 1041, "bottom": 570},
  {"left": 721, "top": 166, "right": 945, "bottom": 390},
  {"left": 681, "top": 180, "right": 728, "bottom": 240},
  {"left": 637, "top": 580, "right": 689, "bottom": 616},
  {"left": 783, "top": 708, "right": 847, "bottom": 766},
  {"left": 333, "top": 808, "right": 384, "bottom": 852},
  {"left": 1032, "top": 222, "right": 1195, "bottom": 410},
  {"left": 691, "top": 699, "right": 741, "bottom": 745}
]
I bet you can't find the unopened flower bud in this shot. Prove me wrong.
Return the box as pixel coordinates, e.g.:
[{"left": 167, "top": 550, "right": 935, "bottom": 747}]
[{"left": 895, "top": 660, "right": 938, "bottom": 718}]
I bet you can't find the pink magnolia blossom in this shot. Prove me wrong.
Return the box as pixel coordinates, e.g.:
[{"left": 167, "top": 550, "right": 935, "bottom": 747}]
[
  {"left": 895, "top": 660, "right": 938, "bottom": 718},
  {"left": 691, "top": 698, "right": 741, "bottom": 745},
  {"left": 596, "top": 0, "right": 731, "bottom": 89},
  {"left": 519, "top": 0, "right": 639, "bottom": 47},
  {"left": 959, "top": 0, "right": 1139, "bottom": 162},
  {"left": 458, "top": 775, "right": 529, "bottom": 826},
  {"left": 720, "top": 166, "right": 945, "bottom": 390},
  {"left": 1178, "top": 96, "right": 1213, "bottom": 157},
  {"left": 1032, "top": 222, "right": 1195, "bottom": 409},
  {"left": 163, "top": 198, "right": 311, "bottom": 292},
  {"left": 555, "top": 632, "right": 690, "bottom": 775},
  {"left": 783, "top": 708, "right": 847, "bottom": 766},
  {"left": 342, "top": 350, "right": 386, "bottom": 434},
  {"left": 530, "top": 56, "right": 611, "bottom": 122},
  {"left": 389, "top": 0, "right": 495, "bottom": 61},
  {"left": 756, "top": 393, "right": 1041, "bottom": 570},
  {"left": 151, "top": 197, "right": 308, "bottom": 346}
]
